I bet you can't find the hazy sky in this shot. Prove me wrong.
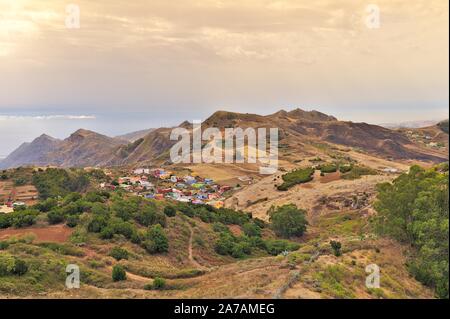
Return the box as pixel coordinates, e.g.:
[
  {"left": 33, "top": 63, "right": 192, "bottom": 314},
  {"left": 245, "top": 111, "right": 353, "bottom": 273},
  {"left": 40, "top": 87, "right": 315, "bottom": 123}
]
[{"left": 0, "top": 0, "right": 448, "bottom": 155}]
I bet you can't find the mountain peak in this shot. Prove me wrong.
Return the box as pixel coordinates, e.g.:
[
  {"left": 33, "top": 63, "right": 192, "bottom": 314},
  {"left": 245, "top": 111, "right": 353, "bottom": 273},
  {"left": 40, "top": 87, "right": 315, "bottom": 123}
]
[{"left": 287, "top": 108, "right": 337, "bottom": 122}]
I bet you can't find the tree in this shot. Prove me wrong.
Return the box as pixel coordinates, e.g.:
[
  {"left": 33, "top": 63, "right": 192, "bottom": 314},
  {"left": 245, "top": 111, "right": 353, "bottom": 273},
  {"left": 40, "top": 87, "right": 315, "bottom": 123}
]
[
  {"left": 142, "top": 224, "right": 169, "bottom": 254},
  {"left": 112, "top": 265, "right": 127, "bottom": 282},
  {"left": 374, "top": 165, "right": 449, "bottom": 298},
  {"left": 269, "top": 204, "right": 308, "bottom": 238}
]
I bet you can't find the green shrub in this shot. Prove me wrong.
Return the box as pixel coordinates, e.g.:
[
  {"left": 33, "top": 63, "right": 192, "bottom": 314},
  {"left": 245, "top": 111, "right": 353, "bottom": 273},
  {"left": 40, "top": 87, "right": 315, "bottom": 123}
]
[
  {"left": 214, "top": 232, "right": 235, "bottom": 255},
  {"left": 11, "top": 259, "right": 28, "bottom": 276},
  {"left": 269, "top": 204, "right": 308, "bottom": 238},
  {"left": 142, "top": 224, "right": 169, "bottom": 254},
  {"left": 264, "top": 239, "right": 300, "bottom": 256},
  {"left": 330, "top": 240, "right": 342, "bottom": 257},
  {"left": 109, "top": 247, "right": 129, "bottom": 261},
  {"left": 164, "top": 206, "right": 176, "bottom": 217},
  {"left": 277, "top": 167, "right": 315, "bottom": 191},
  {"left": 242, "top": 222, "right": 261, "bottom": 237},
  {"left": 47, "top": 209, "right": 65, "bottom": 224},
  {"left": 320, "top": 164, "right": 337, "bottom": 174},
  {"left": 0, "top": 241, "right": 9, "bottom": 250},
  {"left": 342, "top": 165, "right": 376, "bottom": 180},
  {"left": 112, "top": 265, "right": 127, "bottom": 282},
  {"left": 66, "top": 215, "right": 79, "bottom": 228},
  {"left": 151, "top": 277, "right": 166, "bottom": 290}
]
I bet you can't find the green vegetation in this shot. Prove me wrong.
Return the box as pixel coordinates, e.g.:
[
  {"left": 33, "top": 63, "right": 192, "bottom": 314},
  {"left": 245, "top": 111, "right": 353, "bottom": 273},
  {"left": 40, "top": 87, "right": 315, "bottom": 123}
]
[
  {"left": 32, "top": 168, "right": 90, "bottom": 199},
  {"left": 0, "top": 209, "right": 39, "bottom": 229},
  {"left": 142, "top": 224, "right": 169, "bottom": 254},
  {"left": 374, "top": 165, "right": 449, "bottom": 298},
  {"left": 264, "top": 239, "right": 300, "bottom": 256},
  {"left": 145, "top": 277, "right": 167, "bottom": 290},
  {"left": 109, "top": 247, "right": 129, "bottom": 261},
  {"left": 0, "top": 254, "right": 28, "bottom": 277},
  {"left": 319, "top": 163, "right": 337, "bottom": 174},
  {"left": 269, "top": 204, "right": 308, "bottom": 238},
  {"left": 341, "top": 165, "right": 377, "bottom": 180},
  {"left": 277, "top": 167, "right": 315, "bottom": 191},
  {"left": 330, "top": 240, "right": 342, "bottom": 257},
  {"left": 112, "top": 265, "right": 127, "bottom": 282}
]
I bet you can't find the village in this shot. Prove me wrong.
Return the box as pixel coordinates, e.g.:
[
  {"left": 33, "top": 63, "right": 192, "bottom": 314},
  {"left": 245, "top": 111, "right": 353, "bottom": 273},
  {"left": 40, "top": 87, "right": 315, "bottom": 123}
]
[{"left": 100, "top": 168, "right": 236, "bottom": 209}]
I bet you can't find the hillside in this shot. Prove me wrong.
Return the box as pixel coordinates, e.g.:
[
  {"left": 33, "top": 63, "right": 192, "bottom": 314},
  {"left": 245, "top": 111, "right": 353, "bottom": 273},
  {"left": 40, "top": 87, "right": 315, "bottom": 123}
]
[
  {"left": 1, "top": 109, "right": 448, "bottom": 170},
  {"left": 111, "top": 109, "right": 448, "bottom": 166},
  {"left": 0, "top": 134, "right": 61, "bottom": 169},
  {"left": 0, "top": 130, "right": 126, "bottom": 169},
  {"left": 116, "top": 129, "right": 155, "bottom": 142},
  {"left": 0, "top": 166, "right": 443, "bottom": 299}
]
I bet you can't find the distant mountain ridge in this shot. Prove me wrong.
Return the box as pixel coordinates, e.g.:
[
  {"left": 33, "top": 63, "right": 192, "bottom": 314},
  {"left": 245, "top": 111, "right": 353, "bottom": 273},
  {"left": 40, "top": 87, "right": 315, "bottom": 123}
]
[
  {"left": 379, "top": 120, "right": 442, "bottom": 129},
  {"left": 115, "top": 128, "right": 155, "bottom": 142},
  {"left": 1, "top": 109, "right": 448, "bottom": 169},
  {"left": 0, "top": 129, "right": 126, "bottom": 169}
]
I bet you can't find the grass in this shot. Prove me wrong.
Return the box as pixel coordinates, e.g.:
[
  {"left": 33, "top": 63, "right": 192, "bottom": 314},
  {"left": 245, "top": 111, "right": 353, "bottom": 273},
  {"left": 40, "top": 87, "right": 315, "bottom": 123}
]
[
  {"left": 313, "top": 265, "right": 355, "bottom": 299},
  {"left": 341, "top": 165, "right": 377, "bottom": 180},
  {"left": 277, "top": 167, "right": 315, "bottom": 191}
]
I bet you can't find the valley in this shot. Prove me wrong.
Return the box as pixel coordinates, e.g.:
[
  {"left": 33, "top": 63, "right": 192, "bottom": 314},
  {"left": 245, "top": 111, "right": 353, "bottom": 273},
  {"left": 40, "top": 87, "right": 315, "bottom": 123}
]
[{"left": 0, "top": 109, "right": 448, "bottom": 299}]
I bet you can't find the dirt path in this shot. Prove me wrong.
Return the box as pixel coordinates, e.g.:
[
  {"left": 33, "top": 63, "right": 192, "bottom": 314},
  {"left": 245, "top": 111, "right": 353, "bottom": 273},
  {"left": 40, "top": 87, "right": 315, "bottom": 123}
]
[{"left": 187, "top": 224, "right": 208, "bottom": 270}]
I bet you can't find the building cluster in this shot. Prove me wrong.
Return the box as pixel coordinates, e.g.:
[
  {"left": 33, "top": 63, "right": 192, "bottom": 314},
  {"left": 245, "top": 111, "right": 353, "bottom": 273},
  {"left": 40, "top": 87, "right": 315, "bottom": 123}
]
[{"left": 101, "top": 168, "right": 233, "bottom": 208}]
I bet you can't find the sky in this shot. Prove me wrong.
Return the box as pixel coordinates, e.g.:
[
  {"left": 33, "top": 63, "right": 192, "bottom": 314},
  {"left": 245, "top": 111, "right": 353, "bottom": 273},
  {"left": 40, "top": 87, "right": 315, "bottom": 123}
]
[{"left": 0, "top": 0, "right": 449, "bottom": 156}]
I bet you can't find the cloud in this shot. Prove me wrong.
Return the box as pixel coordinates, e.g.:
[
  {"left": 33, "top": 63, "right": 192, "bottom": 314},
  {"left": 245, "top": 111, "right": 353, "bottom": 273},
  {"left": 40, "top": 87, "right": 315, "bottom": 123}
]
[{"left": 0, "top": 115, "right": 96, "bottom": 120}]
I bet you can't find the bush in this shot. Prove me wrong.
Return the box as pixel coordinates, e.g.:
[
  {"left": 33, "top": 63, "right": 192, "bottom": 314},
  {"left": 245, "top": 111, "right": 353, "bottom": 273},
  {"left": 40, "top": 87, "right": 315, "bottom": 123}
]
[
  {"left": 212, "top": 222, "right": 229, "bottom": 233},
  {"left": 150, "top": 277, "right": 166, "bottom": 290},
  {"left": 231, "top": 241, "right": 251, "bottom": 258},
  {"left": 214, "top": 232, "right": 235, "bottom": 255},
  {"left": 12, "top": 259, "right": 28, "bottom": 276},
  {"left": 87, "top": 215, "right": 109, "bottom": 233},
  {"left": 264, "top": 239, "right": 300, "bottom": 256},
  {"left": 47, "top": 209, "right": 65, "bottom": 224},
  {"left": 112, "top": 265, "right": 127, "bottom": 282},
  {"left": 135, "top": 205, "right": 166, "bottom": 227},
  {"left": 242, "top": 222, "right": 261, "bottom": 237},
  {"left": 269, "top": 204, "right": 308, "bottom": 238},
  {"left": 163, "top": 206, "right": 176, "bottom": 217},
  {"left": 330, "top": 240, "right": 342, "bottom": 257},
  {"left": 0, "top": 241, "right": 9, "bottom": 250},
  {"left": 319, "top": 164, "right": 337, "bottom": 174},
  {"left": 66, "top": 215, "right": 79, "bottom": 228},
  {"left": 142, "top": 224, "right": 169, "bottom": 254},
  {"left": 109, "top": 247, "right": 129, "bottom": 261}
]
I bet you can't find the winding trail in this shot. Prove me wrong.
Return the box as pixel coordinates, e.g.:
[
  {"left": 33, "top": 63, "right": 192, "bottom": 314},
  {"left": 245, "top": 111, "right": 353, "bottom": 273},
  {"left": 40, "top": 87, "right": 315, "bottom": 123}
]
[{"left": 187, "top": 224, "right": 208, "bottom": 271}]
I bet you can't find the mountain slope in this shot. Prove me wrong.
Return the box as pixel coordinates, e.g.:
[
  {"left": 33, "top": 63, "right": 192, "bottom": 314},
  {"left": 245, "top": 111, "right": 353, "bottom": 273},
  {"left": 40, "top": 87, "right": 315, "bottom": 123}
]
[
  {"left": 115, "top": 128, "right": 155, "bottom": 142},
  {"left": 0, "top": 134, "right": 61, "bottom": 169},
  {"left": 0, "top": 130, "right": 126, "bottom": 169},
  {"left": 51, "top": 129, "right": 126, "bottom": 167},
  {"left": 2, "top": 109, "right": 448, "bottom": 169},
  {"left": 114, "top": 109, "right": 448, "bottom": 165}
]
